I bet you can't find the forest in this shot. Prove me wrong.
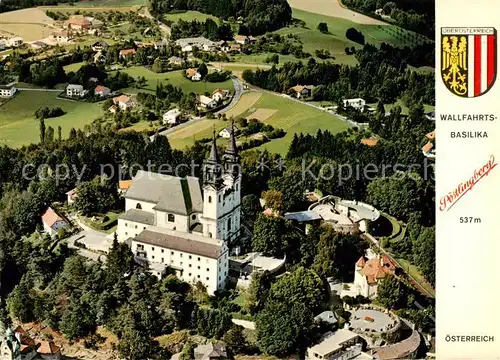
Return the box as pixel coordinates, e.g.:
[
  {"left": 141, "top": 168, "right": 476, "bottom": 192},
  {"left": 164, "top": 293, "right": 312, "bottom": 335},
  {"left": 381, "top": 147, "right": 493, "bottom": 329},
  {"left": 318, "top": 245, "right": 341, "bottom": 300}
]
[{"left": 148, "top": 0, "right": 293, "bottom": 35}]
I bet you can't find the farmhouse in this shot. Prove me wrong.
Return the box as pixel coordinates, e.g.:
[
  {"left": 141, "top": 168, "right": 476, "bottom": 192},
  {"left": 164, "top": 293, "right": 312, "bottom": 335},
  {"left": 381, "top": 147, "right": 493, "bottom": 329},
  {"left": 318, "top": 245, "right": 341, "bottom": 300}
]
[
  {"left": 113, "top": 95, "right": 136, "bottom": 110},
  {"left": 116, "top": 132, "right": 242, "bottom": 294},
  {"left": 186, "top": 68, "right": 202, "bottom": 81},
  {"left": 234, "top": 35, "right": 250, "bottom": 45},
  {"left": 119, "top": 48, "right": 137, "bottom": 58},
  {"left": 66, "top": 84, "right": 87, "bottom": 98},
  {"left": 6, "top": 37, "right": 23, "bottom": 47},
  {"left": 199, "top": 95, "right": 217, "bottom": 109},
  {"left": 51, "top": 30, "right": 72, "bottom": 43},
  {"left": 219, "top": 125, "right": 239, "bottom": 138},
  {"left": 168, "top": 56, "right": 184, "bottom": 66},
  {"left": 215, "top": 40, "right": 231, "bottom": 52},
  {"left": 163, "top": 108, "right": 182, "bottom": 124},
  {"left": 41, "top": 207, "right": 69, "bottom": 237},
  {"left": 289, "top": 85, "right": 314, "bottom": 99},
  {"left": 343, "top": 98, "right": 366, "bottom": 110},
  {"left": 94, "top": 85, "right": 111, "bottom": 97},
  {"left": 0, "top": 82, "right": 17, "bottom": 98},
  {"left": 175, "top": 37, "right": 215, "bottom": 52},
  {"left": 230, "top": 43, "right": 242, "bottom": 53},
  {"left": 212, "top": 89, "right": 229, "bottom": 102},
  {"left": 66, "top": 18, "right": 91, "bottom": 31}
]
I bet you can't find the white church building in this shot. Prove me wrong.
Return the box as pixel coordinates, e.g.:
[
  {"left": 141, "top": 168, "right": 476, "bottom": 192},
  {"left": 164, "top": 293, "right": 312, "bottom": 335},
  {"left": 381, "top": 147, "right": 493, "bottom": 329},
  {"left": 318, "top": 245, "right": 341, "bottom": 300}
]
[{"left": 116, "top": 125, "right": 241, "bottom": 294}]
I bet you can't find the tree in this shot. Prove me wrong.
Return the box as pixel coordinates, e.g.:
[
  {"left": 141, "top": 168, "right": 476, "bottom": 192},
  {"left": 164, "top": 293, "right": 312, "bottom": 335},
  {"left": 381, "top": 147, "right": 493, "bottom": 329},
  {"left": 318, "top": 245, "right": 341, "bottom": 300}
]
[
  {"left": 197, "top": 63, "right": 208, "bottom": 77},
  {"left": 7, "top": 275, "right": 35, "bottom": 323},
  {"left": 261, "top": 189, "right": 283, "bottom": 213},
  {"left": 106, "top": 234, "right": 134, "bottom": 283},
  {"left": 73, "top": 176, "right": 117, "bottom": 216},
  {"left": 244, "top": 271, "right": 272, "bottom": 315},
  {"left": 152, "top": 57, "right": 164, "bottom": 73},
  {"left": 251, "top": 213, "right": 287, "bottom": 257},
  {"left": 39, "top": 118, "right": 46, "bottom": 144},
  {"left": 317, "top": 22, "right": 328, "bottom": 33},
  {"left": 223, "top": 325, "right": 248, "bottom": 355},
  {"left": 241, "top": 194, "right": 261, "bottom": 221},
  {"left": 376, "top": 276, "right": 407, "bottom": 309}
]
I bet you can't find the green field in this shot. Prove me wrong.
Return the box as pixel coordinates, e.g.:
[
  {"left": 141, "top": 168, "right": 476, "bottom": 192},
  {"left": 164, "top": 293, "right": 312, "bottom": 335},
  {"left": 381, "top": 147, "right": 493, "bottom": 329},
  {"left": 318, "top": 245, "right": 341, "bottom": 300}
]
[
  {"left": 64, "top": 61, "right": 87, "bottom": 73},
  {"left": 168, "top": 91, "right": 350, "bottom": 154},
  {"left": 72, "top": 0, "right": 145, "bottom": 7},
  {"left": 367, "top": 99, "right": 435, "bottom": 115},
  {"left": 0, "top": 91, "right": 103, "bottom": 148},
  {"left": 164, "top": 10, "right": 218, "bottom": 23},
  {"left": 116, "top": 66, "right": 235, "bottom": 94},
  {"left": 275, "top": 9, "right": 428, "bottom": 65}
]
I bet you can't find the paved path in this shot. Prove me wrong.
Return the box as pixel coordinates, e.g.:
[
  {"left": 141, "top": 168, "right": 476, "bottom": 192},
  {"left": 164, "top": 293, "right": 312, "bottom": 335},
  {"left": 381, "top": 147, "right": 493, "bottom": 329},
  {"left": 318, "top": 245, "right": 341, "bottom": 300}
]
[
  {"left": 232, "top": 318, "right": 256, "bottom": 330},
  {"left": 65, "top": 215, "right": 111, "bottom": 262},
  {"left": 17, "top": 87, "right": 62, "bottom": 92},
  {"left": 139, "top": 7, "right": 171, "bottom": 37}
]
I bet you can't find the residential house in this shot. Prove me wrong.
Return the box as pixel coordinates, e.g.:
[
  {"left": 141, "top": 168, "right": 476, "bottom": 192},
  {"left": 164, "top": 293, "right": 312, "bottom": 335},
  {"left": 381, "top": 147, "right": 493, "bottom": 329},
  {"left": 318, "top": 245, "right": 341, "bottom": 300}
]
[
  {"left": 7, "top": 37, "right": 23, "bottom": 47},
  {"left": 51, "top": 30, "right": 72, "bottom": 43},
  {"left": 343, "top": 98, "right": 366, "bottom": 110},
  {"left": 422, "top": 130, "right": 436, "bottom": 159},
  {"left": 175, "top": 37, "right": 215, "bottom": 52},
  {"left": 186, "top": 68, "right": 202, "bottom": 81},
  {"left": 119, "top": 48, "right": 137, "bottom": 59},
  {"left": 215, "top": 40, "right": 231, "bottom": 52},
  {"left": 113, "top": 95, "right": 136, "bottom": 110},
  {"left": 307, "top": 329, "right": 373, "bottom": 360},
  {"left": 94, "top": 85, "right": 111, "bottom": 97},
  {"left": 154, "top": 39, "right": 169, "bottom": 49},
  {"left": 199, "top": 95, "right": 217, "bottom": 109},
  {"left": 212, "top": 89, "right": 229, "bottom": 102},
  {"left": 353, "top": 253, "right": 395, "bottom": 298},
  {"left": 66, "top": 188, "right": 77, "bottom": 205},
  {"left": 0, "top": 326, "right": 38, "bottom": 360},
  {"left": 230, "top": 43, "right": 241, "bottom": 53},
  {"left": 0, "top": 82, "right": 17, "bottom": 98},
  {"left": 41, "top": 207, "right": 69, "bottom": 237},
  {"left": 219, "top": 125, "right": 239, "bottom": 138},
  {"left": 168, "top": 56, "right": 184, "bottom": 66},
  {"left": 289, "top": 85, "right": 314, "bottom": 99},
  {"left": 93, "top": 50, "right": 106, "bottom": 63},
  {"left": 66, "top": 84, "right": 87, "bottom": 98},
  {"left": 234, "top": 35, "right": 250, "bottom": 45},
  {"left": 37, "top": 341, "right": 61, "bottom": 360},
  {"left": 116, "top": 132, "right": 241, "bottom": 295},
  {"left": 92, "top": 41, "right": 108, "bottom": 51},
  {"left": 119, "top": 180, "right": 132, "bottom": 196},
  {"left": 360, "top": 138, "right": 379, "bottom": 147},
  {"left": 163, "top": 108, "right": 182, "bottom": 125}
]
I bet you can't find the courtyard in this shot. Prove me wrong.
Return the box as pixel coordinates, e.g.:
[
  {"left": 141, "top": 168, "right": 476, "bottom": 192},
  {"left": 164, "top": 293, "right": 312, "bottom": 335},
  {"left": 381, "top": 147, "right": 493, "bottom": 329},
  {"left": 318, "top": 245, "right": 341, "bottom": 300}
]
[{"left": 350, "top": 309, "right": 398, "bottom": 333}]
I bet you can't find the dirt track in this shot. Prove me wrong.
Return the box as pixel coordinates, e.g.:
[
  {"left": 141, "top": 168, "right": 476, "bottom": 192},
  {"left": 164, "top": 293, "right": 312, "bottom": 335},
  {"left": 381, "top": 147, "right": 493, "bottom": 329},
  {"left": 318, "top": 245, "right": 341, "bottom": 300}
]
[{"left": 287, "top": 0, "right": 385, "bottom": 25}]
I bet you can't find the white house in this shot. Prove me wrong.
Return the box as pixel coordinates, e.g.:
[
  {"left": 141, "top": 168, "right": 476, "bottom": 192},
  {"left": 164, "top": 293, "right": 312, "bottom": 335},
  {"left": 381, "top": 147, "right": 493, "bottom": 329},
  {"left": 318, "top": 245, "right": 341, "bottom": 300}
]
[
  {"left": 175, "top": 37, "right": 215, "bottom": 52},
  {"left": 66, "top": 84, "right": 87, "bottom": 97},
  {"left": 41, "top": 207, "right": 69, "bottom": 237},
  {"left": 343, "top": 98, "right": 366, "bottom": 110},
  {"left": 234, "top": 35, "right": 250, "bottom": 45},
  {"left": 116, "top": 130, "right": 242, "bottom": 294},
  {"left": 163, "top": 108, "right": 182, "bottom": 124},
  {"left": 65, "top": 188, "right": 77, "bottom": 205},
  {"left": 94, "top": 85, "right": 111, "bottom": 97},
  {"left": 0, "top": 82, "right": 17, "bottom": 98},
  {"left": 113, "top": 95, "right": 136, "bottom": 110},
  {"left": 212, "top": 89, "right": 229, "bottom": 102},
  {"left": 307, "top": 329, "right": 373, "bottom": 360},
  {"left": 6, "top": 37, "right": 23, "bottom": 47},
  {"left": 352, "top": 253, "right": 395, "bottom": 299},
  {"left": 199, "top": 95, "right": 217, "bottom": 109},
  {"left": 219, "top": 125, "right": 239, "bottom": 139},
  {"left": 92, "top": 41, "right": 108, "bottom": 51},
  {"left": 289, "top": 85, "right": 314, "bottom": 99},
  {"left": 51, "top": 30, "right": 72, "bottom": 43}
]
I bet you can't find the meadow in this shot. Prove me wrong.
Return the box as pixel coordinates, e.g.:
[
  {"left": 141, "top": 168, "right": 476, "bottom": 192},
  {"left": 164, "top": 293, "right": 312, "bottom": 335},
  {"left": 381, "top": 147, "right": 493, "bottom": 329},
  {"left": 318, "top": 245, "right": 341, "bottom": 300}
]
[
  {"left": 115, "top": 67, "right": 235, "bottom": 95},
  {"left": 0, "top": 91, "right": 103, "bottom": 148},
  {"left": 167, "top": 91, "right": 350, "bottom": 155},
  {"left": 163, "top": 10, "right": 218, "bottom": 23}
]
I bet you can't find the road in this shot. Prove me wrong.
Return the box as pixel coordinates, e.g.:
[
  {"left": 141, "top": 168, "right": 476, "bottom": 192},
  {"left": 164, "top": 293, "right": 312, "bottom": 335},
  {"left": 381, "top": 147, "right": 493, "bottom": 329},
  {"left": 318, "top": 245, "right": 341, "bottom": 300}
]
[
  {"left": 232, "top": 318, "right": 256, "bottom": 330},
  {"left": 65, "top": 215, "right": 112, "bottom": 262},
  {"left": 215, "top": 76, "right": 243, "bottom": 115},
  {"left": 139, "top": 7, "right": 171, "bottom": 37}
]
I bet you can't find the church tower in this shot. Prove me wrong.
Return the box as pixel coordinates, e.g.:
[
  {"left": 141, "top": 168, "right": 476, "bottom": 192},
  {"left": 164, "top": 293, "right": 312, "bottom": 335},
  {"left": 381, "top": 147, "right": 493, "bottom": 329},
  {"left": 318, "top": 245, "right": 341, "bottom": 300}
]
[{"left": 201, "top": 125, "right": 242, "bottom": 248}]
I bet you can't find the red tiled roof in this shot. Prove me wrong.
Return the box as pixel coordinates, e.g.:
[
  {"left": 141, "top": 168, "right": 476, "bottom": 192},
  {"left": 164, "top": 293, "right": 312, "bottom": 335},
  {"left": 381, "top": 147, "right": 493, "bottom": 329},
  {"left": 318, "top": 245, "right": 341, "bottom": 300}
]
[
  {"left": 422, "top": 141, "right": 434, "bottom": 153},
  {"left": 113, "top": 95, "right": 131, "bottom": 104},
  {"left": 37, "top": 341, "right": 60, "bottom": 355},
  {"left": 356, "top": 256, "right": 367, "bottom": 267},
  {"left": 119, "top": 180, "right": 132, "bottom": 190},
  {"left": 67, "top": 19, "right": 91, "bottom": 27},
  {"left": 426, "top": 130, "right": 435, "bottom": 140},
  {"left": 41, "top": 207, "right": 66, "bottom": 228},
  {"left": 119, "top": 48, "right": 136, "bottom": 55},
  {"left": 358, "top": 257, "right": 393, "bottom": 284},
  {"left": 95, "top": 85, "right": 108, "bottom": 92},
  {"left": 235, "top": 35, "right": 248, "bottom": 41},
  {"left": 186, "top": 68, "right": 198, "bottom": 77}
]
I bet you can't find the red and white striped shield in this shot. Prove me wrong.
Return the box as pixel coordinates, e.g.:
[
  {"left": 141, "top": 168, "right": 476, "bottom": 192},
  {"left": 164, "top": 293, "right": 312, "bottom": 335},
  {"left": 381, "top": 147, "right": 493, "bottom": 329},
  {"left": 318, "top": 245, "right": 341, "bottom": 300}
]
[{"left": 441, "top": 27, "right": 497, "bottom": 97}]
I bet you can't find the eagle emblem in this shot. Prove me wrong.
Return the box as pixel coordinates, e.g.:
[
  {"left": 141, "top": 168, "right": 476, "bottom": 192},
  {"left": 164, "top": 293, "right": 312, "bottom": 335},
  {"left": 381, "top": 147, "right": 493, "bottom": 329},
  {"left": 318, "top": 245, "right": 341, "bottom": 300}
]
[{"left": 441, "top": 27, "right": 497, "bottom": 98}]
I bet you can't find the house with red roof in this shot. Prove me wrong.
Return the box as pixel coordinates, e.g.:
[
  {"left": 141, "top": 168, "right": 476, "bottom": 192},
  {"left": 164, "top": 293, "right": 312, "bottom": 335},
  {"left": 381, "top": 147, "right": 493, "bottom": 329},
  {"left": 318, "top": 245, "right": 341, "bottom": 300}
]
[
  {"left": 41, "top": 207, "right": 69, "bottom": 237},
  {"left": 94, "top": 85, "right": 110, "bottom": 97},
  {"left": 353, "top": 252, "right": 395, "bottom": 298},
  {"left": 37, "top": 341, "right": 61, "bottom": 360}
]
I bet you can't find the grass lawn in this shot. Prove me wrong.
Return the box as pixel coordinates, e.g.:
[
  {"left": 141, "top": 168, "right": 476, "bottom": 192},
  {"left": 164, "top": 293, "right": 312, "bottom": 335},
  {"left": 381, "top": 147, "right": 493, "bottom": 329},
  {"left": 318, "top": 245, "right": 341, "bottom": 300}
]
[
  {"left": 163, "top": 10, "right": 218, "bottom": 23},
  {"left": 367, "top": 99, "right": 435, "bottom": 115},
  {"left": 397, "top": 257, "right": 435, "bottom": 297},
  {"left": 0, "top": 90, "right": 103, "bottom": 148},
  {"left": 117, "top": 66, "right": 235, "bottom": 94},
  {"left": 168, "top": 91, "right": 350, "bottom": 155},
  {"left": 274, "top": 8, "right": 430, "bottom": 66},
  {"left": 231, "top": 52, "right": 299, "bottom": 65},
  {"left": 64, "top": 61, "right": 87, "bottom": 73}
]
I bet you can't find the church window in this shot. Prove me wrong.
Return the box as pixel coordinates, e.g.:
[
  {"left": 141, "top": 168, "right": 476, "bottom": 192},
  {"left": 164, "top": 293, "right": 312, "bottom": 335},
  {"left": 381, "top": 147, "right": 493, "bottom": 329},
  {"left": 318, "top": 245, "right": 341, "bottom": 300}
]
[
  {"left": 208, "top": 196, "right": 212, "bottom": 203},
  {"left": 161, "top": 258, "right": 164, "bottom": 263},
  {"left": 189, "top": 255, "right": 192, "bottom": 259},
  {"left": 227, "top": 218, "right": 231, "bottom": 231},
  {"left": 168, "top": 214, "right": 175, "bottom": 222},
  {"left": 206, "top": 277, "right": 209, "bottom": 281},
  {"left": 206, "top": 268, "right": 209, "bottom": 272},
  {"left": 152, "top": 247, "right": 155, "bottom": 251},
  {"left": 189, "top": 264, "right": 192, "bottom": 268},
  {"left": 152, "top": 256, "right": 155, "bottom": 260},
  {"left": 189, "top": 273, "right": 191, "bottom": 277},
  {"left": 161, "top": 249, "right": 164, "bottom": 253},
  {"left": 209, "top": 232, "right": 212, "bottom": 238},
  {"left": 135, "top": 225, "right": 137, "bottom": 229},
  {"left": 171, "top": 251, "right": 174, "bottom": 255},
  {"left": 198, "top": 257, "right": 201, "bottom": 261},
  {"left": 136, "top": 203, "right": 142, "bottom": 209},
  {"left": 236, "top": 183, "right": 238, "bottom": 191},
  {"left": 197, "top": 275, "right": 200, "bottom": 279},
  {"left": 125, "top": 232, "right": 128, "bottom": 236},
  {"left": 198, "top": 266, "right": 200, "bottom": 270},
  {"left": 125, "top": 223, "right": 128, "bottom": 227},
  {"left": 219, "top": 195, "right": 221, "bottom": 202},
  {"left": 192, "top": 214, "right": 196, "bottom": 220}
]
